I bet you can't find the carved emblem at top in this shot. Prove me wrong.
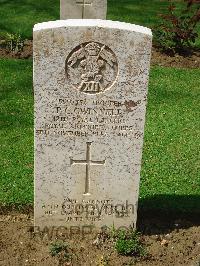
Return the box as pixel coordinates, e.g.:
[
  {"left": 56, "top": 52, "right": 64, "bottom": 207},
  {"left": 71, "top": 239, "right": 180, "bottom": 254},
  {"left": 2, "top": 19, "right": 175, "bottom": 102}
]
[{"left": 66, "top": 42, "right": 118, "bottom": 94}]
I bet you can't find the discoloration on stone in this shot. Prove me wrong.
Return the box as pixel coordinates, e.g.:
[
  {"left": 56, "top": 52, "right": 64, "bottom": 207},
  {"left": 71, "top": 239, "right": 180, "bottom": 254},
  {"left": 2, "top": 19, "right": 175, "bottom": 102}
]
[{"left": 124, "top": 100, "right": 141, "bottom": 112}]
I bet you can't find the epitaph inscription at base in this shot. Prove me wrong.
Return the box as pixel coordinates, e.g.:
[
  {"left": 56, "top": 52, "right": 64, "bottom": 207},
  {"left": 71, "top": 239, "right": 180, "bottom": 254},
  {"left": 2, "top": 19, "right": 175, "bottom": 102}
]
[{"left": 34, "top": 20, "right": 152, "bottom": 229}]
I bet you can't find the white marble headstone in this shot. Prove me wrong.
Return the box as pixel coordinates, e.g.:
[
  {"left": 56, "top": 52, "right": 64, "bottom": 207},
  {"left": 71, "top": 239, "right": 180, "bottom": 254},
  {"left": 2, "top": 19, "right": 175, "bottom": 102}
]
[
  {"left": 34, "top": 20, "right": 152, "bottom": 229},
  {"left": 60, "top": 0, "right": 107, "bottom": 19}
]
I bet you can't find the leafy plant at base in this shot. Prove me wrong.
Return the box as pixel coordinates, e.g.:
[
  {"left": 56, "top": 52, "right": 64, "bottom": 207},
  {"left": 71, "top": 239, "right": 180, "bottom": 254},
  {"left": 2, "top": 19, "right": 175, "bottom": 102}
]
[
  {"left": 49, "top": 240, "right": 73, "bottom": 263},
  {"left": 112, "top": 228, "right": 147, "bottom": 257},
  {"left": 0, "top": 32, "right": 24, "bottom": 53},
  {"left": 154, "top": 0, "right": 200, "bottom": 55}
]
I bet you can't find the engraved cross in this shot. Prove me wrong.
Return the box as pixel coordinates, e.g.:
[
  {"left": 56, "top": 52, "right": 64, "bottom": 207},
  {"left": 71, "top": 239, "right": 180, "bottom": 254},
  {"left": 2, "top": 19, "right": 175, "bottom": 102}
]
[
  {"left": 75, "top": 0, "right": 92, "bottom": 19},
  {"left": 70, "top": 142, "right": 105, "bottom": 195}
]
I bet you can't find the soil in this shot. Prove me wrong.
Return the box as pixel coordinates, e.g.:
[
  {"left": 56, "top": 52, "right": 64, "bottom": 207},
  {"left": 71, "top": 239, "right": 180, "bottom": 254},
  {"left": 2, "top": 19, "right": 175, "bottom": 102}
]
[
  {"left": 0, "top": 40, "right": 200, "bottom": 69},
  {"left": 0, "top": 40, "right": 33, "bottom": 60},
  {"left": 0, "top": 208, "right": 199, "bottom": 266},
  {"left": 151, "top": 47, "right": 200, "bottom": 69}
]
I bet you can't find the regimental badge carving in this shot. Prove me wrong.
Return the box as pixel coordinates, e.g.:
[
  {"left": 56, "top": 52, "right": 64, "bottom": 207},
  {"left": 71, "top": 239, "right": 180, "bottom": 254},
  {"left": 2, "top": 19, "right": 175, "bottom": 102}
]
[{"left": 65, "top": 42, "right": 118, "bottom": 94}]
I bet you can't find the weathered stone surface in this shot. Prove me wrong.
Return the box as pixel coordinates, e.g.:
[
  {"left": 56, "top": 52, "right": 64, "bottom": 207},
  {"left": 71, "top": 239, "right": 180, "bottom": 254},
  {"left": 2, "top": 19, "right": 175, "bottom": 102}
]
[
  {"left": 60, "top": 0, "right": 107, "bottom": 19},
  {"left": 34, "top": 20, "right": 152, "bottom": 229}
]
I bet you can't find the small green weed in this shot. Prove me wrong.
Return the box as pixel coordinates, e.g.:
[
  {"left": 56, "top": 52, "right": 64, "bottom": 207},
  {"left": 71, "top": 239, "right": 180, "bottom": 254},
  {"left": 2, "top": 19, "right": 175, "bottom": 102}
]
[
  {"left": 113, "top": 229, "right": 147, "bottom": 257},
  {"left": 49, "top": 240, "right": 73, "bottom": 263}
]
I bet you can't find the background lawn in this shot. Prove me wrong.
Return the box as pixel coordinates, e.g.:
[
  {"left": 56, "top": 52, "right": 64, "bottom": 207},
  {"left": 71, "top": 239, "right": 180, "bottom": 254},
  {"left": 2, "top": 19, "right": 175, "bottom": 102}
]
[
  {"left": 0, "top": 0, "right": 200, "bottom": 46},
  {"left": 0, "top": 59, "right": 33, "bottom": 205},
  {"left": 0, "top": 59, "right": 199, "bottom": 213}
]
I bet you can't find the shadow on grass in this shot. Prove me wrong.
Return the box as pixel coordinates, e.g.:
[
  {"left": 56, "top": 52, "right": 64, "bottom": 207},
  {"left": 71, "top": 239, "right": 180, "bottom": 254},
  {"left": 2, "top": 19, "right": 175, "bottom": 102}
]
[
  {"left": 137, "top": 194, "right": 200, "bottom": 234},
  {"left": 0, "top": 204, "right": 33, "bottom": 216}
]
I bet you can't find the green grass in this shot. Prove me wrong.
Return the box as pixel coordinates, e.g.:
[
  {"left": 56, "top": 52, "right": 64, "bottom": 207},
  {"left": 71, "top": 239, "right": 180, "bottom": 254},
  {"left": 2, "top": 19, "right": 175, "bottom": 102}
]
[
  {"left": 0, "top": 59, "right": 199, "bottom": 212},
  {"left": 0, "top": 59, "right": 33, "bottom": 204},
  {"left": 0, "top": 0, "right": 59, "bottom": 39},
  {"left": 108, "top": 0, "right": 170, "bottom": 27},
  {"left": 140, "top": 66, "right": 200, "bottom": 213},
  {"left": 0, "top": 0, "right": 199, "bottom": 46}
]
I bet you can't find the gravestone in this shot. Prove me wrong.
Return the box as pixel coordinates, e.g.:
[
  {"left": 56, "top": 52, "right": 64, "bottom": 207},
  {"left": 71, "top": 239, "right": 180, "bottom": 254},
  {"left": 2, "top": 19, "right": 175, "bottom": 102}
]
[
  {"left": 60, "top": 0, "right": 107, "bottom": 19},
  {"left": 34, "top": 20, "right": 152, "bottom": 229}
]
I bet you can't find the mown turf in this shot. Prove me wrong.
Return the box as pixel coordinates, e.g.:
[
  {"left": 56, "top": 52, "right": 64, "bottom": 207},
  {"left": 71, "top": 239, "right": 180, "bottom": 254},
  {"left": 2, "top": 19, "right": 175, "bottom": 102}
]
[
  {"left": 140, "top": 66, "right": 200, "bottom": 213},
  {"left": 0, "top": 59, "right": 199, "bottom": 212},
  {"left": 0, "top": 59, "right": 33, "bottom": 204},
  {"left": 0, "top": 0, "right": 199, "bottom": 46}
]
